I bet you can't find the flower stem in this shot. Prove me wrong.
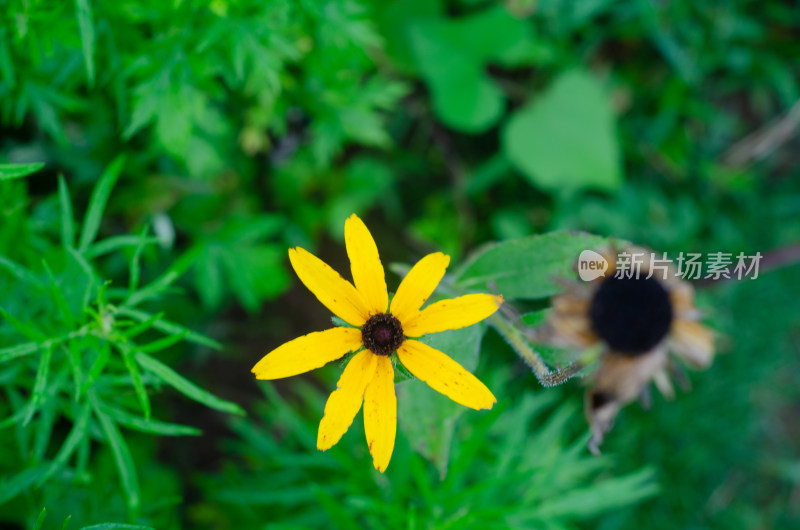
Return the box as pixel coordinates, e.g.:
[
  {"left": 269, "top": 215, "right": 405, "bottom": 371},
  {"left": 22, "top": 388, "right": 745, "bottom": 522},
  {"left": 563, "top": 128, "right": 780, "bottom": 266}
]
[{"left": 488, "top": 313, "right": 583, "bottom": 388}]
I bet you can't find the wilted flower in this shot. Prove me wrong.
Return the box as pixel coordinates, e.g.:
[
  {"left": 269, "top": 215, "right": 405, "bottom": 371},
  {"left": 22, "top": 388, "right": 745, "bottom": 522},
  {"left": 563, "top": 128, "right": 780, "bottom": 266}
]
[{"left": 547, "top": 247, "right": 715, "bottom": 453}]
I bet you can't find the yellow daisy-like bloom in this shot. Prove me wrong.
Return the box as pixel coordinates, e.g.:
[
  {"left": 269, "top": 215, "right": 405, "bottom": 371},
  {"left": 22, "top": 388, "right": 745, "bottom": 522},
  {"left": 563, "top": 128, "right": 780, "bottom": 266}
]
[
  {"left": 547, "top": 246, "right": 715, "bottom": 454},
  {"left": 252, "top": 214, "right": 502, "bottom": 472}
]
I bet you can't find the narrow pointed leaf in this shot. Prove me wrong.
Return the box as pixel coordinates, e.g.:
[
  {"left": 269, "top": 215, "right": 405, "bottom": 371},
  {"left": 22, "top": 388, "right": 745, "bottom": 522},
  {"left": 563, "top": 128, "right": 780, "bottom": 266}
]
[
  {"left": 58, "top": 175, "right": 76, "bottom": 248},
  {"left": 78, "top": 155, "right": 126, "bottom": 252},
  {"left": 0, "top": 162, "right": 44, "bottom": 180},
  {"left": 91, "top": 394, "right": 141, "bottom": 517},
  {"left": 135, "top": 352, "right": 244, "bottom": 415}
]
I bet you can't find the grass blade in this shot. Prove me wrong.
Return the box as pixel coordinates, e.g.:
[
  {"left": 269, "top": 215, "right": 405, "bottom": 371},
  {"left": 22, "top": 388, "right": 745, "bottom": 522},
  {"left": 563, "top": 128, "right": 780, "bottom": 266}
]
[
  {"left": 100, "top": 403, "right": 201, "bottom": 437},
  {"left": 91, "top": 392, "right": 141, "bottom": 517},
  {"left": 65, "top": 341, "right": 84, "bottom": 401},
  {"left": 116, "top": 307, "right": 222, "bottom": 350},
  {"left": 135, "top": 352, "right": 244, "bottom": 415},
  {"left": 137, "top": 330, "right": 188, "bottom": 354},
  {"left": 81, "top": 342, "right": 110, "bottom": 395},
  {"left": 0, "top": 464, "right": 49, "bottom": 503},
  {"left": 42, "top": 260, "right": 77, "bottom": 328},
  {"left": 0, "top": 403, "right": 31, "bottom": 429},
  {"left": 66, "top": 246, "right": 96, "bottom": 312},
  {"left": 0, "top": 373, "right": 64, "bottom": 430},
  {"left": 0, "top": 306, "right": 47, "bottom": 342},
  {"left": 0, "top": 254, "right": 42, "bottom": 287},
  {"left": 58, "top": 174, "right": 75, "bottom": 248},
  {"left": 33, "top": 507, "right": 47, "bottom": 530},
  {"left": 128, "top": 226, "right": 150, "bottom": 293},
  {"left": 32, "top": 397, "right": 58, "bottom": 462},
  {"left": 37, "top": 401, "right": 92, "bottom": 485},
  {"left": 1, "top": 326, "right": 88, "bottom": 365},
  {"left": 81, "top": 523, "right": 155, "bottom": 530},
  {"left": 120, "top": 311, "right": 165, "bottom": 339},
  {"left": 0, "top": 342, "right": 39, "bottom": 363},
  {"left": 23, "top": 345, "right": 53, "bottom": 426},
  {"left": 78, "top": 155, "right": 126, "bottom": 252},
  {"left": 0, "top": 162, "right": 44, "bottom": 180},
  {"left": 85, "top": 235, "right": 159, "bottom": 260},
  {"left": 124, "top": 245, "right": 200, "bottom": 307},
  {"left": 74, "top": 0, "right": 95, "bottom": 87},
  {"left": 114, "top": 343, "right": 151, "bottom": 419}
]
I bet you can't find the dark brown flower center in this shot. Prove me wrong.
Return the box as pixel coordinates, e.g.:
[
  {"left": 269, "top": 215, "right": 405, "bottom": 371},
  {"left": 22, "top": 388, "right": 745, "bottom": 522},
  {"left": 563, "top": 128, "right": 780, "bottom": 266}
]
[
  {"left": 589, "top": 275, "right": 673, "bottom": 356},
  {"left": 361, "top": 313, "right": 404, "bottom": 356}
]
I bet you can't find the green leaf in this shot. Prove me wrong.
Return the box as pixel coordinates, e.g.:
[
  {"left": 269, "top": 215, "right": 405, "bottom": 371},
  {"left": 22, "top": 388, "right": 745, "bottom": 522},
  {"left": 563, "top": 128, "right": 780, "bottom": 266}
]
[
  {"left": 115, "top": 343, "right": 151, "bottom": 419},
  {"left": 37, "top": 401, "right": 92, "bottom": 485},
  {"left": 24, "top": 345, "right": 53, "bottom": 425},
  {"left": 0, "top": 401, "right": 32, "bottom": 429},
  {"left": 32, "top": 391, "right": 58, "bottom": 462},
  {"left": 81, "top": 342, "right": 111, "bottom": 394},
  {"left": 58, "top": 175, "right": 75, "bottom": 248},
  {"left": 100, "top": 403, "right": 201, "bottom": 437},
  {"left": 91, "top": 394, "right": 141, "bottom": 517},
  {"left": 80, "top": 523, "right": 155, "bottom": 530},
  {"left": 135, "top": 352, "right": 244, "bottom": 415},
  {"left": 403, "top": 6, "right": 533, "bottom": 133},
  {"left": 0, "top": 254, "right": 42, "bottom": 287},
  {"left": 194, "top": 247, "right": 224, "bottom": 309},
  {"left": 115, "top": 307, "right": 222, "bottom": 350},
  {"left": 124, "top": 245, "right": 200, "bottom": 307},
  {"left": 33, "top": 507, "right": 47, "bottom": 530},
  {"left": 120, "top": 311, "right": 166, "bottom": 339},
  {"left": 396, "top": 323, "right": 484, "bottom": 478},
  {"left": 407, "top": 22, "right": 503, "bottom": 133},
  {"left": 0, "top": 465, "right": 49, "bottom": 504},
  {"left": 503, "top": 70, "right": 622, "bottom": 192},
  {"left": 454, "top": 230, "right": 610, "bottom": 300},
  {"left": 66, "top": 340, "right": 84, "bottom": 401},
  {"left": 0, "top": 342, "right": 40, "bottom": 363},
  {"left": 74, "top": 0, "right": 96, "bottom": 87},
  {"left": 535, "top": 468, "right": 659, "bottom": 518},
  {"left": 66, "top": 245, "right": 97, "bottom": 314},
  {"left": 137, "top": 330, "right": 189, "bottom": 354},
  {"left": 84, "top": 235, "right": 159, "bottom": 260},
  {"left": 78, "top": 155, "right": 126, "bottom": 252},
  {"left": 0, "top": 306, "right": 47, "bottom": 342},
  {"left": 42, "top": 260, "right": 77, "bottom": 328},
  {"left": 0, "top": 162, "right": 45, "bottom": 180},
  {"left": 128, "top": 226, "right": 151, "bottom": 293}
]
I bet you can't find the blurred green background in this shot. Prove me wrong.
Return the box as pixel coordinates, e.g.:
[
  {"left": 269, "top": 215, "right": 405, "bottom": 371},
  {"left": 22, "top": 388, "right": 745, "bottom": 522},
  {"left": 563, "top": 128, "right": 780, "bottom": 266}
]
[{"left": 1, "top": 0, "right": 799, "bottom": 528}]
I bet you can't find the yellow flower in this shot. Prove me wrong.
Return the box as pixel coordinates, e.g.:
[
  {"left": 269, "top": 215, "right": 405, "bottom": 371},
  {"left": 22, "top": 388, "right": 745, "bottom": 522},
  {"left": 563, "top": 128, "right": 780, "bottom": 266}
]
[{"left": 252, "top": 214, "right": 502, "bottom": 472}]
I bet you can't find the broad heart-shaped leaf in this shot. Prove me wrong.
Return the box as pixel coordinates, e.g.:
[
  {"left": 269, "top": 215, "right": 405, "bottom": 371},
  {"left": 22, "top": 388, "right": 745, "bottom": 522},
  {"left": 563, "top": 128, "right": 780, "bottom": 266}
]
[
  {"left": 408, "top": 22, "right": 503, "bottom": 133},
  {"left": 453, "top": 231, "right": 610, "bottom": 300},
  {"left": 405, "top": 6, "right": 532, "bottom": 133},
  {"left": 503, "top": 70, "right": 623, "bottom": 192},
  {"left": 396, "top": 322, "right": 484, "bottom": 478}
]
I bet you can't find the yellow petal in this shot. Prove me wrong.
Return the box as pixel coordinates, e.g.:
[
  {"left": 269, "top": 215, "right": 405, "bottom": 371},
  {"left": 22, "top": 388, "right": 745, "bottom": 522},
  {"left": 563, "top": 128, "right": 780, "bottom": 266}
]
[
  {"left": 289, "top": 247, "right": 369, "bottom": 327},
  {"left": 345, "top": 214, "right": 388, "bottom": 315},
  {"left": 363, "top": 355, "right": 396, "bottom": 473},
  {"left": 317, "top": 350, "right": 378, "bottom": 450},
  {"left": 252, "top": 327, "right": 363, "bottom": 380},
  {"left": 397, "top": 340, "right": 496, "bottom": 410},
  {"left": 402, "top": 294, "right": 503, "bottom": 337},
  {"left": 389, "top": 252, "right": 450, "bottom": 323}
]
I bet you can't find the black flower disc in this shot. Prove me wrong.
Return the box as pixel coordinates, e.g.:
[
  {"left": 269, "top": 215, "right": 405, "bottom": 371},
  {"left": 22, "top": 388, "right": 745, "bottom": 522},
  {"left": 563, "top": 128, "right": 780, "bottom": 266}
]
[
  {"left": 589, "top": 275, "right": 673, "bottom": 356},
  {"left": 361, "top": 313, "right": 404, "bottom": 356}
]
